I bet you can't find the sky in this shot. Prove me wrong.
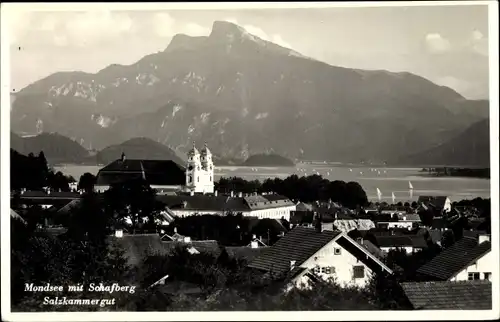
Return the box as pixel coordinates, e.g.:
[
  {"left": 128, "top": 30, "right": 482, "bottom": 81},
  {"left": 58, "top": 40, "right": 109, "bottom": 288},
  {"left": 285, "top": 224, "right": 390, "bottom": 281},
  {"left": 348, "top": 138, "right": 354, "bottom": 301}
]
[{"left": 6, "top": 3, "right": 491, "bottom": 99}]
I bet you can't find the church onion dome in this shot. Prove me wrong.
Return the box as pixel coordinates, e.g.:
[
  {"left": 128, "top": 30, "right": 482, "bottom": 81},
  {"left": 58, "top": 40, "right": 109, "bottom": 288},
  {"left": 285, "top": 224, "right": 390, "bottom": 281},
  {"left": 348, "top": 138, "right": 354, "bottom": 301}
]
[
  {"left": 188, "top": 142, "right": 199, "bottom": 156},
  {"left": 201, "top": 142, "right": 211, "bottom": 155}
]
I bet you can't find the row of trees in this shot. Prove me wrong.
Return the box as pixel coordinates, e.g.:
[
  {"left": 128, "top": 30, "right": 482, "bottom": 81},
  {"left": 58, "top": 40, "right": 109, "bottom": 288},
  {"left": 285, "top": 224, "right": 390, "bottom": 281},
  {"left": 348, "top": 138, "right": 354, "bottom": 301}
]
[
  {"left": 216, "top": 175, "right": 369, "bottom": 208},
  {"left": 11, "top": 150, "right": 76, "bottom": 191}
]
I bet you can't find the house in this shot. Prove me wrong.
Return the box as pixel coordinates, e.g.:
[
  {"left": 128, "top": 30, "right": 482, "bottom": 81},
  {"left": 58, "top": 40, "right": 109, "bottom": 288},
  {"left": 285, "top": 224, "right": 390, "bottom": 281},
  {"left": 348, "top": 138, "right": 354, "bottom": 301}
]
[
  {"left": 400, "top": 280, "right": 492, "bottom": 310},
  {"left": 417, "top": 196, "right": 452, "bottom": 214},
  {"left": 416, "top": 235, "right": 492, "bottom": 282},
  {"left": 156, "top": 192, "right": 296, "bottom": 221},
  {"left": 372, "top": 235, "right": 428, "bottom": 254},
  {"left": 248, "top": 226, "right": 393, "bottom": 290}
]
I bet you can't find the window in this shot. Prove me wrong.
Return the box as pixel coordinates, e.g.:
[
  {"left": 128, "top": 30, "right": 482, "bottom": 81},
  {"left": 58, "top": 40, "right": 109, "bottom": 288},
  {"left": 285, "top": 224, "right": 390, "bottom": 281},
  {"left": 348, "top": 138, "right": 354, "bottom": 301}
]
[
  {"left": 468, "top": 272, "right": 480, "bottom": 280},
  {"left": 353, "top": 266, "right": 365, "bottom": 279},
  {"left": 313, "top": 266, "right": 320, "bottom": 274},
  {"left": 321, "top": 267, "right": 335, "bottom": 275},
  {"left": 188, "top": 175, "right": 192, "bottom": 183},
  {"left": 334, "top": 248, "right": 342, "bottom": 255},
  {"left": 197, "top": 176, "right": 199, "bottom": 182},
  {"left": 209, "top": 176, "right": 212, "bottom": 181},
  {"left": 483, "top": 272, "right": 491, "bottom": 281}
]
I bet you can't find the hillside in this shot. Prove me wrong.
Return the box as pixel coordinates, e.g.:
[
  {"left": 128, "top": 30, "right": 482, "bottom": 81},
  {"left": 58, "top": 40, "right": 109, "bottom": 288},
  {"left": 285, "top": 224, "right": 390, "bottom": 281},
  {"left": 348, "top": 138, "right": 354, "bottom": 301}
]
[
  {"left": 10, "top": 21, "right": 489, "bottom": 164},
  {"left": 10, "top": 132, "right": 89, "bottom": 164},
  {"left": 94, "top": 137, "right": 185, "bottom": 165},
  {"left": 242, "top": 154, "right": 295, "bottom": 167},
  {"left": 394, "top": 119, "right": 490, "bottom": 167}
]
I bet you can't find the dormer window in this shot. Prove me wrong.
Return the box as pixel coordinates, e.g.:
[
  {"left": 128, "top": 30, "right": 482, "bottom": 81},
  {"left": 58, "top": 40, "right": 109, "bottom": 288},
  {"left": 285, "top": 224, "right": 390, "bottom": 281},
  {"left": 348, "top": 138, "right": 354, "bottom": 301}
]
[{"left": 334, "top": 248, "right": 341, "bottom": 255}]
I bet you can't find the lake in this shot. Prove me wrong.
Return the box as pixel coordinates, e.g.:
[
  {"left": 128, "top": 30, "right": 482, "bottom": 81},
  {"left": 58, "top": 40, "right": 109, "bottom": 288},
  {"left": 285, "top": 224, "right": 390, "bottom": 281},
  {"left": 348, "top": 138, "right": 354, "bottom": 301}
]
[{"left": 54, "top": 163, "right": 491, "bottom": 202}]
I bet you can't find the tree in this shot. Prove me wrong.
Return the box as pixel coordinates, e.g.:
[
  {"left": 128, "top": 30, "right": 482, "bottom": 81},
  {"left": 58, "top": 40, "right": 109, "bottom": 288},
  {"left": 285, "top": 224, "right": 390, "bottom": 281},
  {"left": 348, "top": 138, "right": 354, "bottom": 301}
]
[
  {"left": 366, "top": 273, "right": 413, "bottom": 310},
  {"left": 78, "top": 172, "right": 97, "bottom": 192},
  {"left": 103, "top": 179, "right": 163, "bottom": 233}
]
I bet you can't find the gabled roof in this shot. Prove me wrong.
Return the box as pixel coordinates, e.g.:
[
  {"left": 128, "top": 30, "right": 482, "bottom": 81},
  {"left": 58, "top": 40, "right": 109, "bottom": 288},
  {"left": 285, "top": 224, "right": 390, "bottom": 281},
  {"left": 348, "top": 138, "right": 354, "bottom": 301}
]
[
  {"left": 374, "top": 235, "right": 428, "bottom": 249},
  {"left": 248, "top": 227, "right": 341, "bottom": 275},
  {"left": 248, "top": 227, "right": 392, "bottom": 277},
  {"left": 417, "top": 196, "right": 449, "bottom": 210},
  {"left": 400, "top": 280, "right": 492, "bottom": 310},
  {"left": 56, "top": 199, "right": 82, "bottom": 216},
  {"left": 417, "top": 236, "right": 491, "bottom": 280},
  {"left": 96, "top": 159, "right": 185, "bottom": 186}
]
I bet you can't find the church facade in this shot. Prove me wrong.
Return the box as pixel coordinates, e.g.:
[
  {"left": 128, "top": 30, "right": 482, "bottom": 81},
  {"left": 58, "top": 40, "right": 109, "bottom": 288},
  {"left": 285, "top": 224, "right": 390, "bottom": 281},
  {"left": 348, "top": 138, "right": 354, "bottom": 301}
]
[{"left": 185, "top": 142, "right": 215, "bottom": 194}]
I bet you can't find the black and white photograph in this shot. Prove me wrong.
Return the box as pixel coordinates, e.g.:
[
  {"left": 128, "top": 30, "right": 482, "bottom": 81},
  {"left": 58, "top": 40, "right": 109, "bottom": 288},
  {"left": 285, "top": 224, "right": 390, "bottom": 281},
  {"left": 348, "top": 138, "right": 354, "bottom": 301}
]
[{"left": 1, "top": 1, "right": 498, "bottom": 320}]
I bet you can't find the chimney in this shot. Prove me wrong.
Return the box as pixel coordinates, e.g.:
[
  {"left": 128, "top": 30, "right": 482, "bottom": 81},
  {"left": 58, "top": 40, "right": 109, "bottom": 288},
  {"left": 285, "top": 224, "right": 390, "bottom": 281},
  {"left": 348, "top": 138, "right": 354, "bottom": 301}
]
[
  {"left": 478, "top": 234, "right": 490, "bottom": 245},
  {"left": 190, "top": 191, "right": 194, "bottom": 196},
  {"left": 183, "top": 236, "right": 191, "bottom": 243},
  {"left": 238, "top": 192, "right": 243, "bottom": 198},
  {"left": 115, "top": 229, "right": 123, "bottom": 238},
  {"left": 252, "top": 234, "right": 257, "bottom": 240},
  {"left": 47, "top": 189, "right": 51, "bottom": 195},
  {"left": 250, "top": 241, "right": 259, "bottom": 249},
  {"left": 215, "top": 190, "right": 218, "bottom": 197},
  {"left": 290, "top": 260, "right": 296, "bottom": 271},
  {"left": 174, "top": 227, "right": 178, "bottom": 233},
  {"left": 230, "top": 191, "right": 234, "bottom": 197},
  {"left": 121, "top": 152, "right": 126, "bottom": 161}
]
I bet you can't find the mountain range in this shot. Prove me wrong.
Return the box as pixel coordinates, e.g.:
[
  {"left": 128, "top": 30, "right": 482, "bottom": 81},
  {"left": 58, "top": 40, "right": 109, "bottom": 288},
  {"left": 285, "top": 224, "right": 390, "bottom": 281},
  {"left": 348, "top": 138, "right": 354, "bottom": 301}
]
[{"left": 10, "top": 20, "right": 489, "bottom": 164}]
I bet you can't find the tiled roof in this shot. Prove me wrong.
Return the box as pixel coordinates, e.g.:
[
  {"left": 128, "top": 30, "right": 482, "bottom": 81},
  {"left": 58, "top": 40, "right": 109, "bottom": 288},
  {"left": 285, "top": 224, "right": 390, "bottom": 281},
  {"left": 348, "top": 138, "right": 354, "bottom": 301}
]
[
  {"left": 244, "top": 194, "right": 295, "bottom": 210},
  {"left": 156, "top": 194, "right": 250, "bottom": 212},
  {"left": 156, "top": 194, "right": 294, "bottom": 213},
  {"left": 96, "top": 159, "right": 185, "bottom": 186},
  {"left": 400, "top": 280, "right": 492, "bottom": 310},
  {"left": 417, "top": 237, "right": 491, "bottom": 280},
  {"left": 374, "top": 235, "right": 428, "bottom": 248},
  {"left": 248, "top": 227, "right": 341, "bottom": 276}
]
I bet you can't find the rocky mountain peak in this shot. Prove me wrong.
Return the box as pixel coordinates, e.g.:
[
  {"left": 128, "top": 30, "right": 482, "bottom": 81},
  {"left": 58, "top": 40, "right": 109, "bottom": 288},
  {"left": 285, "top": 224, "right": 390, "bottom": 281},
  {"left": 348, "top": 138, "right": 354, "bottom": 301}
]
[{"left": 209, "top": 20, "right": 247, "bottom": 39}]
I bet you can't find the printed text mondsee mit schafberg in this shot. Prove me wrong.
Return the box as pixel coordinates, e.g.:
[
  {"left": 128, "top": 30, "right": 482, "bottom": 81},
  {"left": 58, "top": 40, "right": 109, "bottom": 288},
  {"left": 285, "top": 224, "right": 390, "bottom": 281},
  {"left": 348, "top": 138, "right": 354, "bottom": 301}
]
[{"left": 25, "top": 283, "right": 136, "bottom": 294}]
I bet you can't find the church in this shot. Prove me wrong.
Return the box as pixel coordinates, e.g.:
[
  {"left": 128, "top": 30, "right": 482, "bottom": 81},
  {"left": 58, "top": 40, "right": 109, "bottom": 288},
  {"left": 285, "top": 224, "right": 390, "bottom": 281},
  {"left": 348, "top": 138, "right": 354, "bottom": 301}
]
[
  {"left": 94, "top": 142, "right": 296, "bottom": 220},
  {"left": 94, "top": 142, "right": 214, "bottom": 194}
]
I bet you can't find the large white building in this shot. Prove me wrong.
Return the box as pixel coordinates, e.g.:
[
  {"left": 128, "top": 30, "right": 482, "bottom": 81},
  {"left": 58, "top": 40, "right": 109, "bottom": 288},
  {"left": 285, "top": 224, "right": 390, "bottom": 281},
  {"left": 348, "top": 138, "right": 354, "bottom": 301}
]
[
  {"left": 156, "top": 192, "right": 296, "bottom": 221},
  {"left": 185, "top": 142, "right": 214, "bottom": 194},
  {"left": 94, "top": 143, "right": 215, "bottom": 194}
]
